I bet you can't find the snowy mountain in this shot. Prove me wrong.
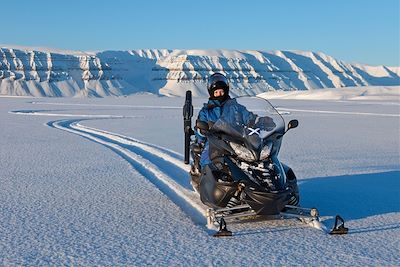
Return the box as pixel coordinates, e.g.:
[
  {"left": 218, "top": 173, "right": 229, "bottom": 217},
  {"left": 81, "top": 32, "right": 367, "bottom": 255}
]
[{"left": 0, "top": 46, "right": 399, "bottom": 97}]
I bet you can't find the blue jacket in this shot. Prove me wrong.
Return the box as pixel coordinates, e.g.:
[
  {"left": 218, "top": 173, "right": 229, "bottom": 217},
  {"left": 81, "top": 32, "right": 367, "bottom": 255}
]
[
  {"left": 195, "top": 98, "right": 229, "bottom": 143},
  {"left": 195, "top": 97, "right": 257, "bottom": 167}
]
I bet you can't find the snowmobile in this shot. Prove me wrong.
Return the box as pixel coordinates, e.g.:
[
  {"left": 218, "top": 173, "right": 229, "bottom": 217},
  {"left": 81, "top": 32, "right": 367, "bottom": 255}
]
[{"left": 183, "top": 90, "right": 348, "bottom": 237}]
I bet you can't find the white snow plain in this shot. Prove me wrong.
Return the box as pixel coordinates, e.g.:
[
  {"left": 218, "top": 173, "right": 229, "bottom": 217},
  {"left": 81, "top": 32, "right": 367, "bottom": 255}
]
[{"left": 0, "top": 87, "right": 399, "bottom": 266}]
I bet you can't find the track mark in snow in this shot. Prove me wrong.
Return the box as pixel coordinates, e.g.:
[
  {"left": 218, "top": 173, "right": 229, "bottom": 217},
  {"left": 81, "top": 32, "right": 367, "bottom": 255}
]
[
  {"left": 45, "top": 118, "right": 208, "bottom": 227},
  {"left": 12, "top": 109, "right": 208, "bottom": 227},
  {"left": 29, "top": 101, "right": 196, "bottom": 110},
  {"left": 75, "top": 123, "right": 186, "bottom": 169},
  {"left": 333, "top": 100, "right": 400, "bottom": 106},
  {"left": 10, "top": 110, "right": 139, "bottom": 118},
  {"left": 276, "top": 107, "right": 399, "bottom": 117}
]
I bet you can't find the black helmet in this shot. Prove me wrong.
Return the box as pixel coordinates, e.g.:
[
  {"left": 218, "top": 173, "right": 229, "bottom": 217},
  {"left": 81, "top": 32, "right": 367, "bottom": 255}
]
[{"left": 207, "top": 73, "right": 229, "bottom": 100}]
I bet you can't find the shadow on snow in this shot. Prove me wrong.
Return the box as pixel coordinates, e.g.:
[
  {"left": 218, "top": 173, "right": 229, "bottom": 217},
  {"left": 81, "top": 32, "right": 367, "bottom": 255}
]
[{"left": 300, "top": 171, "right": 400, "bottom": 234}]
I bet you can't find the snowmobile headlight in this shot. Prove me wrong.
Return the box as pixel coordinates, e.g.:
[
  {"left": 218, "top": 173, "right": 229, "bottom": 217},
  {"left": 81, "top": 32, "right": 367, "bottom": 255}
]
[
  {"left": 260, "top": 143, "right": 272, "bottom": 160},
  {"left": 229, "top": 142, "right": 256, "bottom": 162}
]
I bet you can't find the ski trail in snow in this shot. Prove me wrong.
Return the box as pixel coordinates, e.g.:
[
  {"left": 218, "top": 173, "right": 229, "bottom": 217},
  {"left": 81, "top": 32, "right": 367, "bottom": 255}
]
[
  {"left": 333, "top": 100, "right": 400, "bottom": 106},
  {"left": 10, "top": 110, "right": 135, "bottom": 118},
  {"left": 11, "top": 109, "right": 207, "bottom": 226},
  {"left": 29, "top": 101, "right": 202, "bottom": 110},
  {"left": 74, "top": 123, "right": 186, "bottom": 168},
  {"left": 45, "top": 118, "right": 208, "bottom": 227},
  {"left": 276, "top": 107, "right": 399, "bottom": 117},
  {"left": 70, "top": 122, "right": 193, "bottom": 190},
  {"left": 10, "top": 109, "right": 182, "bottom": 121}
]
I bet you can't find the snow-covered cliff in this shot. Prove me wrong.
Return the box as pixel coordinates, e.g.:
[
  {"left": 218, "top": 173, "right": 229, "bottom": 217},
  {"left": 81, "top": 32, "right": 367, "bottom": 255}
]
[{"left": 0, "top": 47, "right": 398, "bottom": 97}]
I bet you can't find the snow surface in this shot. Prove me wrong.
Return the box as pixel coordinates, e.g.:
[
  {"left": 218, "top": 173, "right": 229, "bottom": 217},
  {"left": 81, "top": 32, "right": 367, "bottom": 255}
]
[
  {"left": 259, "top": 86, "right": 400, "bottom": 102},
  {"left": 0, "top": 89, "right": 399, "bottom": 266}
]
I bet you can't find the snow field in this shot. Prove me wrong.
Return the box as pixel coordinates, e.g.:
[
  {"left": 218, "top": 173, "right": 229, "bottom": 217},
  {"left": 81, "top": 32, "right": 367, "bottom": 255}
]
[{"left": 0, "top": 93, "right": 399, "bottom": 266}]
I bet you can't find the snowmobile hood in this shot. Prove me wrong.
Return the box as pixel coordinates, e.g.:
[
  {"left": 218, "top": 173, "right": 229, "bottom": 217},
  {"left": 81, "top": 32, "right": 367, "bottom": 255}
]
[{"left": 210, "top": 97, "right": 285, "bottom": 151}]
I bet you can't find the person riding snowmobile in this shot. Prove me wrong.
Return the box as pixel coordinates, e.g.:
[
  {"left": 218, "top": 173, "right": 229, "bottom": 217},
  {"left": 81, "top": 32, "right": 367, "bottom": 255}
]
[
  {"left": 184, "top": 87, "right": 347, "bottom": 235},
  {"left": 190, "top": 73, "right": 230, "bottom": 191},
  {"left": 190, "top": 73, "right": 299, "bottom": 207},
  {"left": 190, "top": 73, "right": 256, "bottom": 191}
]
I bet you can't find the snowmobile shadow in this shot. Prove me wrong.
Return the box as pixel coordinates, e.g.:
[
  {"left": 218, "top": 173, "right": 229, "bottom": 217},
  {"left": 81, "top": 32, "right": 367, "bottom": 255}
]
[
  {"left": 220, "top": 216, "right": 307, "bottom": 237},
  {"left": 300, "top": 171, "right": 400, "bottom": 222},
  {"left": 348, "top": 223, "right": 400, "bottom": 235}
]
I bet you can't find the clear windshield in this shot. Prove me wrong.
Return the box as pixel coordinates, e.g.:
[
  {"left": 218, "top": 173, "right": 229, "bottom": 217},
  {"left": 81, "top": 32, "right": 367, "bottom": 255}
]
[{"left": 211, "top": 97, "right": 285, "bottom": 147}]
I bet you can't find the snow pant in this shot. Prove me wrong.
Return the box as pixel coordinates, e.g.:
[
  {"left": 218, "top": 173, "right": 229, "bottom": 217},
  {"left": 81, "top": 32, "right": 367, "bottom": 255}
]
[{"left": 200, "top": 142, "right": 211, "bottom": 168}]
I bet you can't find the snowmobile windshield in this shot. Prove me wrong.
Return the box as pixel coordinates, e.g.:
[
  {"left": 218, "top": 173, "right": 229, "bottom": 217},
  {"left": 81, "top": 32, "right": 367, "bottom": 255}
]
[{"left": 211, "top": 97, "right": 285, "bottom": 148}]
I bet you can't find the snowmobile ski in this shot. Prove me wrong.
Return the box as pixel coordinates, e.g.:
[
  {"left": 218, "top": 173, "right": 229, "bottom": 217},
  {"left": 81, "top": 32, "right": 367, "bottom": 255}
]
[
  {"left": 329, "top": 215, "right": 349, "bottom": 235},
  {"left": 213, "top": 218, "right": 232, "bottom": 237},
  {"left": 207, "top": 204, "right": 348, "bottom": 236}
]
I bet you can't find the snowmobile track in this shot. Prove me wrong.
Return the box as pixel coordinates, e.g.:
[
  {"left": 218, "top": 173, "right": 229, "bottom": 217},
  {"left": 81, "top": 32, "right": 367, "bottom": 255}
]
[{"left": 46, "top": 118, "right": 209, "bottom": 227}]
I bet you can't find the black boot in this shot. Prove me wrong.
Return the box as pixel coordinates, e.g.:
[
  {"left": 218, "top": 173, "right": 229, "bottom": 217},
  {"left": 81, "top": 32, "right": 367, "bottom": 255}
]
[
  {"left": 286, "top": 169, "right": 300, "bottom": 206},
  {"left": 190, "top": 168, "right": 201, "bottom": 193},
  {"left": 190, "top": 143, "right": 202, "bottom": 192}
]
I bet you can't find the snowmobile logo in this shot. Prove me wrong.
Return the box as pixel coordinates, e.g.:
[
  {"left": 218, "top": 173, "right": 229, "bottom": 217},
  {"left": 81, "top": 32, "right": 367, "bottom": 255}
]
[
  {"left": 247, "top": 127, "right": 261, "bottom": 136},
  {"left": 247, "top": 127, "right": 269, "bottom": 139}
]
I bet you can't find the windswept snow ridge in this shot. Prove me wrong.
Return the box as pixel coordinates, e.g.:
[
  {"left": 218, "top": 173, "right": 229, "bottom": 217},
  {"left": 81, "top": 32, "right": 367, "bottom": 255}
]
[{"left": 0, "top": 46, "right": 399, "bottom": 97}]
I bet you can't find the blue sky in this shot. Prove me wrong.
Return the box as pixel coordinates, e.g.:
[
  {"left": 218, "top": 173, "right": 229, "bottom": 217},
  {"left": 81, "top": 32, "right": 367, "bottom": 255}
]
[{"left": 2, "top": 0, "right": 399, "bottom": 66}]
